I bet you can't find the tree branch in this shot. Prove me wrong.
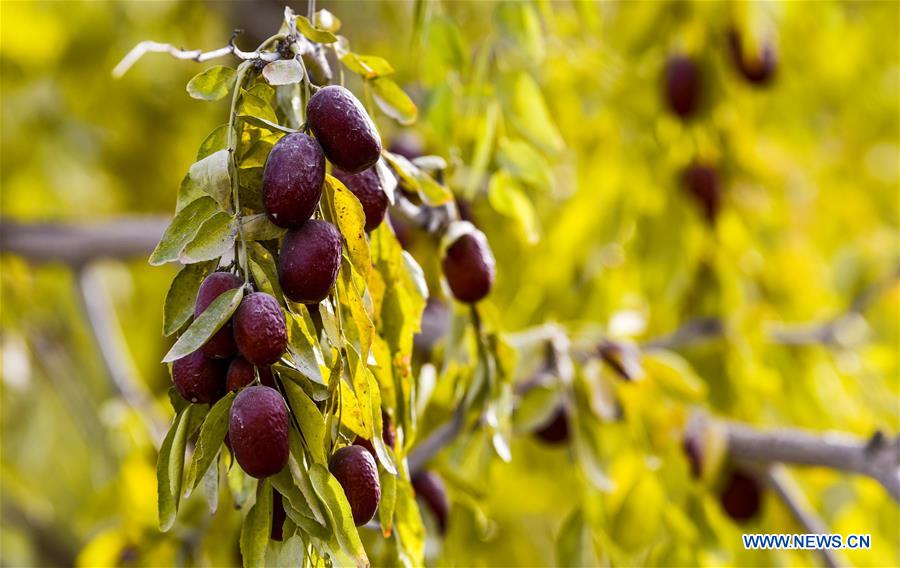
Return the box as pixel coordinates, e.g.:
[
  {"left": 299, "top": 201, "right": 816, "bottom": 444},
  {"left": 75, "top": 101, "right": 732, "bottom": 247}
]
[{"left": 112, "top": 36, "right": 280, "bottom": 78}]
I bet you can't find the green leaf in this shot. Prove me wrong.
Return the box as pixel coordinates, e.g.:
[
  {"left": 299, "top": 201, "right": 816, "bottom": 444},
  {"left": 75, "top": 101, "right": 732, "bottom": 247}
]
[
  {"left": 186, "top": 66, "right": 236, "bottom": 101},
  {"left": 275, "top": 364, "right": 329, "bottom": 401},
  {"left": 324, "top": 175, "right": 370, "bottom": 279},
  {"left": 158, "top": 405, "right": 194, "bottom": 531},
  {"left": 393, "top": 476, "right": 425, "bottom": 566},
  {"left": 370, "top": 78, "right": 418, "bottom": 125},
  {"left": 556, "top": 507, "right": 594, "bottom": 567},
  {"left": 247, "top": 242, "right": 283, "bottom": 301},
  {"left": 285, "top": 308, "right": 326, "bottom": 385},
  {"left": 642, "top": 350, "right": 707, "bottom": 401},
  {"left": 163, "top": 260, "right": 216, "bottom": 336},
  {"left": 495, "top": 2, "right": 545, "bottom": 63},
  {"left": 184, "top": 391, "right": 235, "bottom": 498},
  {"left": 188, "top": 149, "right": 232, "bottom": 207},
  {"left": 415, "top": 168, "right": 453, "bottom": 206},
  {"left": 238, "top": 88, "right": 279, "bottom": 124},
  {"left": 497, "top": 137, "right": 553, "bottom": 191},
  {"left": 488, "top": 170, "right": 539, "bottom": 243},
  {"left": 240, "top": 114, "right": 299, "bottom": 135},
  {"left": 240, "top": 478, "right": 272, "bottom": 568},
  {"left": 270, "top": 469, "right": 329, "bottom": 539},
  {"left": 422, "top": 15, "right": 466, "bottom": 81},
  {"left": 203, "top": 455, "right": 219, "bottom": 515},
  {"left": 149, "top": 196, "right": 219, "bottom": 266},
  {"left": 341, "top": 53, "right": 395, "bottom": 79},
  {"left": 227, "top": 462, "right": 256, "bottom": 510},
  {"left": 502, "top": 72, "right": 564, "bottom": 154},
  {"left": 281, "top": 380, "right": 327, "bottom": 465},
  {"left": 377, "top": 468, "right": 396, "bottom": 537},
  {"left": 162, "top": 287, "right": 244, "bottom": 362},
  {"left": 262, "top": 59, "right": 305, "bottom": 86},
  {"left": 197, "top": 124, "right": 233, "bottom": 161},
  {"left": 381, "top": 151, "right": 421, "bottom": 194},
  {"left": 295, "top": 15, "right": 338, "bottom": 43},
  {"left": 314, "top": 9, "right": 341, "bottom": 32},
  {"left": 308, "top": 464, "right": 369, "bottom": 567},
  {"left": 241, "top": 213, "right": 286, "bottom": 241},
  {"left": 366, "top": 369, "right": 397, "bottom": 474},
  {"left": 179, "top": 211, "right": 238, "bottom": 264}
]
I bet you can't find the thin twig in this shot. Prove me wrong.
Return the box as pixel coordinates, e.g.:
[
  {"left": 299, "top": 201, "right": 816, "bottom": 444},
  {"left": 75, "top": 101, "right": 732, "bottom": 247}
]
[{"left": 112, "top": 38, "right": 281, "bottom": 78}]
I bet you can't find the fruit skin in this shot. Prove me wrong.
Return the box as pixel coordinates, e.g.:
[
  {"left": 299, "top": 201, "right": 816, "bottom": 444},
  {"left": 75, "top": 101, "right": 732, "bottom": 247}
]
[
  {"left": 664, "top": 55, "right": 701, "bottom": 118},
  {"left": 728, "top": 28, "right": 776, "bottom": 86},
  {"left": 278, "top": 220, "right": 342, "bottom": 305},
  {"left": 262, "top": 133, "right": 325, "bottom": 228},
  {"left": 534, "top": 406, "right": 570, "bottom": 444},
  {"left": 307, "top": 86, "right": 382, "bottom": 173},
  {"left": 328, "top": 445, "right": 381, "bottom": 526},
  {"left": 226, "top": 356, "right": 276, "bottom": 391},
  {"left": 682, "top": 163, "right": 721, "bottom": 224},
  {"left": 353, "top": 409, "right": 396, "bottom": 458},
  {"left": 195, "top": 272, "right": 243, "bottom": 359},
  {"left": 233, "top": 292, "right": 287, "bottom": 366},
  {"left": 442, "top": 229, "right": 496, "bottom": 303},
  {"left": 719, "top": 469, "right": 763, "bottom": 522},
  {"left": 172, "top": 350, "right": 227, "bottom": 404},
  {"left": 412, "top": 470, "right": 449, "bottom": 535},
  {"left": 271, "top": 490, "right": 286, "bottom": 541},
  {"left": 332, "top": 167, "right": 389, "bottom": 232},
  {"left": 229, "top": 385, "right": 290, "bottom": 478}
]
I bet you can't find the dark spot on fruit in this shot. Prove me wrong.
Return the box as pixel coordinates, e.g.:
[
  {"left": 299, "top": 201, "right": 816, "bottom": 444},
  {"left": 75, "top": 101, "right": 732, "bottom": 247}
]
[
  {"left": 664, "top": 55, "right": 701, "bottom": 118},
  {"left": 195, "top": 272, "right": 242, "bottom": 359},
  {"left": 307, "top": 86, "right": 382, "bottom": 174},
  {"left": 227, "top": 356, "right": 276, "bottom": 391},
  {"left": 329, "top": 445, "right": 381, "bottom": 526},
  {"left": 534, "top": 406, "right": 570, "bottom": 445},
  {"left": 332, "top": 166, "right": 389, "bottom": 232},
  {"left": 354, "top": 409, "right": 396, "bottom": 458},
  {"left": 728, "top": 28, "right": 777, "bottom": 86},
  {"left": 271, "top": 490, "right": 286, "bottom": 541},
  {"left": 172, "top": 350, "right": 227, "bottom": 404},
  {"left": 233, "top": 292, "right": 287, "bottom": 366},
  {"left": 229, "top": 385, "right": 290, "bottom": 478},
  {"left": 720, "top": 469, "right": 763, "bottom": 522},
  {"left": 682, "top": 163, "right": 721, "bottom": 224},
  {"left": 411, "top": 470, "right": 449, "bottom": 535},
  {"left": 262, "top": 133, "right": 325, "bottom": 228},
  {"left": 278, "top": 219, "right": 342, "bottom": 305},
  {"left": 442, "top": 227, "right": 496, "bottom": 304}
]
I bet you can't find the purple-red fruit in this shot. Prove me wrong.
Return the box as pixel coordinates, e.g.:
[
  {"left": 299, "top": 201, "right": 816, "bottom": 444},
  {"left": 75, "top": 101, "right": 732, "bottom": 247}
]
[
  {"left": 682, "top": 435, "right": 703, "bottom": 479},
  {"left": 307, "top": 86, "right": 382, "bottom": 174},
  {"left": 720, "top": 469, "right": 762, "bottom": 522},
  {"left": 195, "top": 272, "right": 242, "bottom": 359},
  {"left": 278, "top": 220, "right": 342, "bottom": 305},
  {"left": 665, "top": 55, "right": 701, "bottom": 118},
  {"left": 388, "top": 131, "right": 423, "bottom": 161},
  {"left": 329, "top": 445, "right": 381, "bottom": 526},
  {"left": 534, "top": 406, "right": 570, "bottom": 445},
  {"left": 682, "top": 163, "right": 721, "bottom": 224},
  {"left": 414, "top": 297, "right": 451, "bottom": 355},
  {"left": 262, "top": 133, "right": 325, "bottom": 228},
  {"left": 229, "top": 385, "right": 290, "bottom": 478},
  {"left": 353, "top": 409, "right": 396, "bottom": 458},
  {"left": 332, "top": 167, "right": 389, "bottom": 232},
  {"left": 728, "top": 29, "right": 776, "bottom": 86},
  {"left": 271, "top": 490, "right": 286, "bottom": 541},
  {"left": 233, "top": 292, "right": 287, "bottom": 366},
  {"left": 227, "top": 356, "right": 276, "bottom": 391},
  {"left": 411, "top": 470, "right": 449, "bottom": 535},
  {"left": 172, "top": 350, "right": 227, "bottom": 404},
  {"left": 442, "top": 228, "right": 496, "bottom": 303}
]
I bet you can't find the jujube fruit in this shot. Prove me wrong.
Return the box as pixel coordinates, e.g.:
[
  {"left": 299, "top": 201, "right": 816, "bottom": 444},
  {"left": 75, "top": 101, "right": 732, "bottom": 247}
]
[
  {"left": 332, "top": 167, "right": 389, "bottom": 232},
  {"left": 442, "top": 226, "right": 496, "bottom": 303},
  {"left": 664, "top": 55, "right": 701, "bottom": 118},
  {"left": 227, "top": 356, "right": 276, "bottom": 391},
  {"left": 682, "top": 163, "right": 721, "bottom": 224},
  {"left": 195, "top": 271, "right": 242, "bottom": 359},
  {"left": 278, "top": 220, "right": 342, "bottom": 305},
  {"left": 233, "top": 292, "right": 287, "bottom": 366},
  {"left": 229, "top": 385, "right": 290, "bottom": 478},
  {"left": 728, "top": 28, "right": 776, "bottom": 86},
  {"left": 307, "top": 86, "right": 382, "bottom": 173},
  {"left": 262, "top": 133, "right": 325, "bottom": 228},
  {"left": 354, "top": 409, "right": 396, "bottom": 458},
  {"left": 534, "top": 406, "right": 570, "bottom": 445},
  {"left": 172, "top": 350, "right": 227, "bottom": 404},
  {"left": 682, "top": 434, "right": 703, "bottom": 479},
  {"left": 411, "top": 470, "right": 449, "bottom": 535},
  {"left": 719, "top": 469, "right": 762, "bottom": 522},
  {"left": 328, "top": 445, "right": 381, "bottom": 526}
]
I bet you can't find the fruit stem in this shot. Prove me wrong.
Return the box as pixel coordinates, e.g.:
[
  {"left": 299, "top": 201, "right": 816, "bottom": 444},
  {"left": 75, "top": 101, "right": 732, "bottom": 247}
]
[{"left": 227, "top": 60, "right": 253, "bottom": 283}]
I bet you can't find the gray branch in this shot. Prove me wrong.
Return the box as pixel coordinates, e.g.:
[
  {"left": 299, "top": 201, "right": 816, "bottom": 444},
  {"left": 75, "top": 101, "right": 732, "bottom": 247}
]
[{"left": 112, "top": 38, "right": 280, "bottom": 78}]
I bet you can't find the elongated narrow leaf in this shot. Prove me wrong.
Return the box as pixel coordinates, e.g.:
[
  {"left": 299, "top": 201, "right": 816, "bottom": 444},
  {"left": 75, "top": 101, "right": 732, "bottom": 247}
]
[
  {"left": 187, "top": 66, "right": 236, "bottom": 101},
  {"left": 309, "top": 464, "right": 369, "bottom": 567},
  {"left": 378, "top": 469, "right": 396, "bottom": 537},
  {"left": 415, "top": 169, "right": 453, "bottom": 206},
  {"left": 270, "top": 469, "right": 329, "bottom": 539},
  {"left": 163, "top": 261, "right": 216, "bottom": 336},
  {"left": 295, "top": 15, "right": 337, "bottom": 43},
  {"left": 179, "top": 212, "right": 238, "bottom": 264},
  {"left": 488, "top": 170, "right": 539, "bottom": 243},
  {"left": 158, "top": 405, "right": 193, "bottom": 531},
  {"left": 197, "top": 124, "right": 233, "bottom": 161},
  {"left": 367, "top": 370, "right": 397, "bottom": 474},
  {"left": 240, "top": 478, "right": 272, "bottom": 568},
  {"left": 247, "top": 242, "right": 283, "bottom": 301},
  {"left": 281, "top": 380, "right": 327, "bottom": 465},
  {"left": 286, "top": 308, "right": 326, "bottom": 385},
  {"left": 227, "top": 462, "right": 256, "bottom": 510},
  {"left": 497, "top": 137, "right": 553, "bottom": 191},
  {"left": 188, "top": 149, "right": 232, "bottom": 207},
  {"left": 240, "top": 114, "right": 299, "bottom": 135},
  {"left": 393, "top": 476, "right": 425, "bottom": 566},
  {"left": 149, "top": 196, "right": 219, "bottom": 266},
  {"left": 184, "top": 391, "right": 235, "bottom": 497},
  {"left": 241, "top": 213, "right": 286, "bottom": 241},
  {"left": 238, "top": 88, "right": 279, "bottom": 124},
  {"left": 162, "top": 287, "right": 244, "bottom": 362},
  {"left": 275, "top": 364, "right": 329, "bottom": 401},
  {"left": 341, "top": 53, "right": 395, "bottom": 79},
  {"left": 371, "top": 77, "right": 417, "bottom": 125},
  {"left": 324, "top": 175, "right": 370, "bottom": 279},
  {"left": 374, "top": 158, "right": 398, "bottom": 204},
  {"left": 204, "top": 454, "right": 220, "bottom": 515},
  {"left": 263, "top": 58, "right": 305, "bottom": 85}
]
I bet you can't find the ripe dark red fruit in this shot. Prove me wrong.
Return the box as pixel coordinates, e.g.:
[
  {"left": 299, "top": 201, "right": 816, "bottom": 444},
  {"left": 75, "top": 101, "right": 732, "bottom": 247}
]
[
  {"left": 728, "top": 28, "right": 777, "bottom": 86},
  {"left": 682, "top": 163, "right": 721, "bottom": 224},
  {"left": 195, "top": 272, "right": 242, "bottom": 359},
  {"left": 411, "top": 470, "right": 449, "bottom": 535},
  {"left": 262, "top": 133, "right": 325, "bottom": 228},
  {"left": 329, "top": 445, "right": 381, "bottom": 526},
  {"left": 719, "top": 469, "right": 762, "bottom": 522},
  {"left": 271, "top": 490, "right": 286, "bottom": 541},
  {"left": 307, "top": 86, "right": 382, "bottom": 174},
  {"left": 682, "top": 435, "right": 703, "bottom": 479},
  {"left": 664, "top": 55, "right": 701, "bottom": 118},
  {"left": 229, "top": 385, "right": 290, "bottom": 478},
  {"left": 172, "top": 350, "right": 227, "bottom": 404},
  {"left": 354, "top": 409, "right": 396, "bottom": 458},
  {"left": 226, "top": 356, "right": 276, "bottom": 391},
  {"left": 534, "top": 406, "right": 570, "bottom": 445},
  {"left": 442, "top": 227, "right": 496, "bottom": 304},
  {"left": 278, "top": 220, "right": 342, "bottom": 305},
  {"left": 332, "top": 167, "right": 389, "bottom": 232},
  {"left": 233, "top": 292, "right": 287, "bottom": 366}
]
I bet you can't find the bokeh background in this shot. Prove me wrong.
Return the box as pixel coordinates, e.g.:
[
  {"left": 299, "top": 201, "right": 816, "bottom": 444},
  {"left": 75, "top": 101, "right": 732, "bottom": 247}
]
[{"left": 1, "top": 1, "right": 898, "bottom": 567}]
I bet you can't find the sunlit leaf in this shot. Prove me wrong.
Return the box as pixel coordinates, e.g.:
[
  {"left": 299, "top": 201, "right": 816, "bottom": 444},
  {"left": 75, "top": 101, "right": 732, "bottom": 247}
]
[
  {"left": 308, "top": 464, "right": 369, "bottom": 567},
  {"left": 149, "top": 196, "right": 219, "bottom": 266},
  {"left": 282, "top": 379, "right": 327, "bottom": 465},
  {"left": 488, "top": 170, "right": 539, "bottom": 243},
  {"left": 341, "top": 53, "right": 395, "bottom": 79},
  {"left": 184, "top": 391, "right": 235, "bottom": 497},
  {"left": 296, "top": 15, "right": 338, "bottom": 43},
  {"left": 186, "top": 65, "right": 236, "bottom": 101},
  {"left": 162, "top": 287, "right": 243, "bottom": 362},
  {"left": 179, "top": 211, "right": 238, "bottom": 264},
  {"left": 241, "top": 213, "right": 286, "bottom": 241},
  {"left": 238, "top": 88, "right": 278, "bottom": 124},
  {"left": 163, "top": 260, "right": 216, "bottom": 336},
  {"left": 188, "top": 148, "right": 232, "bottom": 208},
  {"left": 240, "top": 478, "right": 272, "bottom": 568},
  {"left": 371, "top": 77, "right": 418, "bottom": 125},
  {"left": 324, "top": 175, "right": 371, "bottom": 279},
  {"left": 263, "top": 58, "right": 305, "bottom": 85}
]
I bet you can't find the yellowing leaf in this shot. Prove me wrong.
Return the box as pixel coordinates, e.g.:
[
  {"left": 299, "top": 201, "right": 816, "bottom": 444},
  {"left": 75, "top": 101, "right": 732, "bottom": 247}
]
[
  {"left": 371, "top": 77, "right": 418, "bottom": 125},
  {"left": 186, "top": 65, "right": 236, "bottom": 101}
]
